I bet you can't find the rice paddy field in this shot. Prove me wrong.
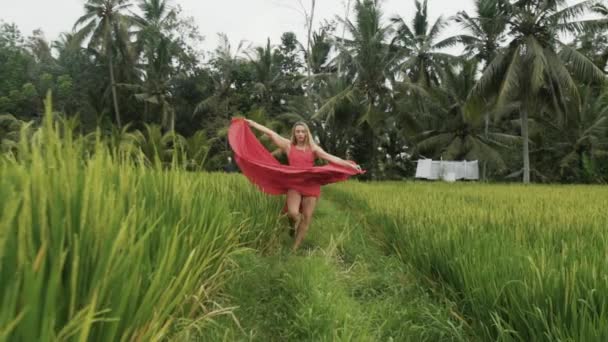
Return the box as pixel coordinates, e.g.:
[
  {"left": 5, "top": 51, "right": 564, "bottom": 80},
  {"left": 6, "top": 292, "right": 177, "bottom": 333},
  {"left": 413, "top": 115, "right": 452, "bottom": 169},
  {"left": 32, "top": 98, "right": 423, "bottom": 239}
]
[{"left": 2, "top": 103, "right": 608, "bottom": 341}]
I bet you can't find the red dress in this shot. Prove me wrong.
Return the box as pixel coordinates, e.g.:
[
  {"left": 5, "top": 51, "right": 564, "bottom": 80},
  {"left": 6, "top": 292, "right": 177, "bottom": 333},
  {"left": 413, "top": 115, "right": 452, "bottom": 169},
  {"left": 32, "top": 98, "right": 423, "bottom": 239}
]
[
  {"left": 286, "top": 145, "right": 320, "bottom": 197},
  {"left": 228, "top": 118, "right": 364, "bottom": 199}
]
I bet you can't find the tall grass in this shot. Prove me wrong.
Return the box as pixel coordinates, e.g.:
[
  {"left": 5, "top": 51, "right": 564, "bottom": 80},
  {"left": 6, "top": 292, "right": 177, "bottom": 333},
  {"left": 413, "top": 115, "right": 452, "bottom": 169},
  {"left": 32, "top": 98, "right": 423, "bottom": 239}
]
[
  {"left": 0, "top": 94, "right": 283, "bottom": 341},
  {"left": 197, "top": 190, "right": 472, "bottom": 342},
  {"left": 5, "top": 94, "right": 607, "bottom": 340},
  {"left": 335, "top": 181, "right": 608, "bottom": 341}
]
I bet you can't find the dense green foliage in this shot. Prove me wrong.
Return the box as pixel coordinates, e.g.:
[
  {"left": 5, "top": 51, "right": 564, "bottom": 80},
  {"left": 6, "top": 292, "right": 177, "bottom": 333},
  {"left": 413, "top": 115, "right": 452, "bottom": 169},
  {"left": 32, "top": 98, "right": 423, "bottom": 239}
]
[{"left": 1, "top": 0, "right": 608, "bottom": 183}]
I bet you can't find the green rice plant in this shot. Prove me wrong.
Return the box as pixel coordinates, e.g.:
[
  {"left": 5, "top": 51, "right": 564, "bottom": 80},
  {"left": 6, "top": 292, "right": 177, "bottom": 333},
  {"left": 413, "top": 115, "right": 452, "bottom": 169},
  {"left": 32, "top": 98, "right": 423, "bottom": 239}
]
[
  {"left": 334, "top": 181, "right": 608, "bottom": 341},
  {"left": 0, "top": 93, "right": 283, "bottom": 341}
]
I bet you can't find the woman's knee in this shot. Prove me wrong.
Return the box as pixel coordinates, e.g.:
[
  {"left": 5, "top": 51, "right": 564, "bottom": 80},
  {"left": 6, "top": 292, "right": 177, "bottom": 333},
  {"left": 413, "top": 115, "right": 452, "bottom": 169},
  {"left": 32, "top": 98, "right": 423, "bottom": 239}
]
[
  {"left": 301, "top": 213, "right": 312, "bottom": 225},
  {"left": 287, "top": 209, "right": 300, "bottom": 220}
]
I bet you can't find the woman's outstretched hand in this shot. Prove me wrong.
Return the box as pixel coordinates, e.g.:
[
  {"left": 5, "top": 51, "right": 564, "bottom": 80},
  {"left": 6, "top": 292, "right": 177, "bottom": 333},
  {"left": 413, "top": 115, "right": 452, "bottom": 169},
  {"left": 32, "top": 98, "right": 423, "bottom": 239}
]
[{"left": 346, "top": 160, "right": 362, "bottom": 172}]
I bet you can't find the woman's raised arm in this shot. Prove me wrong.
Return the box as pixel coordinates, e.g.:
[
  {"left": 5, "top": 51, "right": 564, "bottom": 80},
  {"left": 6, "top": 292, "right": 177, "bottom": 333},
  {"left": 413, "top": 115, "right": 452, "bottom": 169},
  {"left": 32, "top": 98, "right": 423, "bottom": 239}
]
[{"left": 246, "top": 119, "right": 290, "bottom": 151}]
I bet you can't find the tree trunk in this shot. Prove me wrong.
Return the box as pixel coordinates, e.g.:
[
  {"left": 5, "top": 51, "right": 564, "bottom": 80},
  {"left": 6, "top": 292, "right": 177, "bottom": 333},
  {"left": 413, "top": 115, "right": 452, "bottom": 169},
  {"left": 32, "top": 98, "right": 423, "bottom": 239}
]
[
  {"left": 161, "top": 101, "right": 168, "bottom": 132},
  {"left": 484, "top": 113, "right": 489, "bottom": 137},
  {"left": 484, "top": 111, "right": 489, "bottom": 180},
  {"left": 305, "top": 0, "right": 316, "bottom": 99},
  {"left": 338, "top": 0, "right": 352, "bottom": 75},
  {"left": 521, "top": 108, "right": 530, "bottom": 183},
  {"left": 371, "top": 130, "right": 378, "bottom": 180},
  {"left": 107, "top": 41, "right": 122, "bottom": 129}
]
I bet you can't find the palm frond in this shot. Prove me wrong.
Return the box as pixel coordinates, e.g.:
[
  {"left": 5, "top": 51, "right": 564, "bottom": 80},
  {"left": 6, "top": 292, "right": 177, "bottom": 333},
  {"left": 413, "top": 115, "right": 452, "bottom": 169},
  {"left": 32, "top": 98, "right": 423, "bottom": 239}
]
[
  {"left": 546, "top": 0, "right": 598, "bottom": 23},
  {"left": 472, "top": 48, "right": 511, "bottom": 96},
  {"left": 416, "top": 132, "right": 456, "bottom": 153},
  {"left": 312, "top": 86, "right": 356, "bottom": 121},
  {"left": 556, "top": 18, "right": 608, "bottom": 35},
  {"left": 526, "top": 37, "right": 548, "bottom": 94},
  {"left": 558, "top": 43, "right": 606, "bottom": 84},
  {"left": 497, "top": 46, "right": 522, "bottom": 106}
]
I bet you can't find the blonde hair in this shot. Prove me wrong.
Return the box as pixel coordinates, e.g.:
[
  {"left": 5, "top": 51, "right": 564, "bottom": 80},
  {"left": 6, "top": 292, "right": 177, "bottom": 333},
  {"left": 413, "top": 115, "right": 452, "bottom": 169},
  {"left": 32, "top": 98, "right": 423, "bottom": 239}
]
[{"left": 290, "top": 121, "right": 317, "bottom": 149}]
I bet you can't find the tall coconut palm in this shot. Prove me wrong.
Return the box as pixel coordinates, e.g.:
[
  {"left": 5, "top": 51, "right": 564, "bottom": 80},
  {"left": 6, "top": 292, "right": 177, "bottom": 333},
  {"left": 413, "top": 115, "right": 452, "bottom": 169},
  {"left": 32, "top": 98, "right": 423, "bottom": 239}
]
[
  {"left": 390, "top": 0, "right": 458, "bottom": 88},
  {"left": 572, "top": 2, "right": 608, "bottom": 72},
  {"left": 73, "top": 0, "right": 135, "bottom": 129},
  {"left": 247, "top": 38, "right": 282, "bottom": 110},
  {"left": 133, "top": 0, "right": 175, "bottom": 56},
  {"left": 538, "top": 86, "right": 608, "bottom": 181},
  {"left": 120, "top": 59, "right": 175, "bottom": 132},
  {"left": 52, "top": 32, "right": 80, "bottom": 57},
  {"left": 472, "top": 0, "right": 607, "bottom": 183},
  {"left": 452, "top": 0, "right": 510, "bottom": 138},
  {"left": 414, "top": 59, "right": 519, "bottom": 174},
  {"left": 130, "top": 0, "right": 178, "bottom": 131},
  {"left": 194, "top": 33, "right": 247, "bottom": 117},
  {"left": 322, "top": 0, "right": 396, "bottom": 178},
  {"left": 335, "top": 0, "right": 395, "bottom": 102},
  {"left": 453, "top": 0, "right": 509, "bottom": 67},
  {"left": 308, "top": 27, "right": 333, "bottom": 74}
]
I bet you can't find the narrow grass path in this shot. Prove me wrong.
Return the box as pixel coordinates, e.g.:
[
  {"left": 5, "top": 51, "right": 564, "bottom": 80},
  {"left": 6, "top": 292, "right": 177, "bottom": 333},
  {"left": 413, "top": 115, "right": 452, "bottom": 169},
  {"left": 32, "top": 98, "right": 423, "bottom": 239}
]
[{"left": 201, "top": 187, "right": 469, "bottom": 341}]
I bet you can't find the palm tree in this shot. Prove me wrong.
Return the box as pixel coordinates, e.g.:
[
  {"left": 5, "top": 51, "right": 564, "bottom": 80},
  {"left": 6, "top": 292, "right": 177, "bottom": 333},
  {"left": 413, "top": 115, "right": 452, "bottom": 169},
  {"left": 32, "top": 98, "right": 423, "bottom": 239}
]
[
  {"left": 129, "top": 0, "right": 178, "bottom": 131},
  {"left": 308, "top": 28, "right": 333, "bottom": 74},
  {"left": 52, "top": 32, "right": 82, "bottom": 59},
  {"left": 133, "top": 0, "right": 175, "bottom": 57},
  {"left": 120, "top": 59, "right": 175, "bottom": 132},
  {"left": 25, "top": 29, "right": 54, "bottom": 65},
  {"left": 453, "top": 0, "right": 509, "bottom": 67},
  {"left": 572, "top": 3, "right": 608, "bottom": 72},
  {"left": 472, "top": 0, "right": 606, "bottom": 183},
  {"left": 320, "top": 0, "right": 396, "bottom": 178},
  {"left": 414, "top": 59, "right": 519, "bottom": 175},
  {"left": 452, "top": 0, "right": 510, "bottom": 140},
  {"left": 194, "top": 33, "right": 247, "bottom": 117},
  {"left": 73, "top": 0, "right": 135, "bottom": 129},
  {"left": 538, "top": 86, "right": 608, "bottom": 182},
  {"left": 247, "top": 39, "right": 282, "bottom": 109},
  {"left": 390, "top": 0, "right": 458, "bottom": 88},
  {"left": 335, "top": 0, "right": 394, "bottom": 102}
]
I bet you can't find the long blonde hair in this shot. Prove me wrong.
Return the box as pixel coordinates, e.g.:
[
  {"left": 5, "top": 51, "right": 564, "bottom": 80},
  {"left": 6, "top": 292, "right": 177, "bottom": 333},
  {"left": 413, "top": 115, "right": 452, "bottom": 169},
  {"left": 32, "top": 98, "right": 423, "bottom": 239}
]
[{"left": 290, "top": 121, "right": 317, "bottom": 150}]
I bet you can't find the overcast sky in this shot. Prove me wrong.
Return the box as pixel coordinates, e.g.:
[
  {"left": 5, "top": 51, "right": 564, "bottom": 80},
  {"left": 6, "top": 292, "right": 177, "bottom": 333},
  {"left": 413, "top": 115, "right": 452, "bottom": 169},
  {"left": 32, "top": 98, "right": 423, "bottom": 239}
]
[{"left": 1, "top": 0, "right": 476, "bottom": 55}]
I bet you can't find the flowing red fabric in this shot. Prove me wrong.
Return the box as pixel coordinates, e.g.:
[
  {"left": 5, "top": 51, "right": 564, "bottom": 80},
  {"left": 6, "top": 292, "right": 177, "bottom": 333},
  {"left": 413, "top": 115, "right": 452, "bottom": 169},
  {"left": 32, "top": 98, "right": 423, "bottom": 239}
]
[{"left": 228, "top": 118, "right": 364, "bottom": 198}]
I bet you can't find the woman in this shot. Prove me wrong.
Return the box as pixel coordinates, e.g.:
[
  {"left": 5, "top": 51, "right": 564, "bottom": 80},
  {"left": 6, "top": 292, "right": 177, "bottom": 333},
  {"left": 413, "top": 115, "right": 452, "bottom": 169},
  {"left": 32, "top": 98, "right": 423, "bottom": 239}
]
[{"left": 230, "top": 118, "right": 363, "bottom": 251}]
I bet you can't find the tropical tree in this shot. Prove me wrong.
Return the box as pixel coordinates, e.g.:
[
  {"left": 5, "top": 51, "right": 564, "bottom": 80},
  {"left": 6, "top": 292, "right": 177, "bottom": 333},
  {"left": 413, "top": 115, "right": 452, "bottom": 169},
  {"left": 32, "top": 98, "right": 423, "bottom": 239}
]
[
  {"left": 453, "top": 0, "right": 508, "bottom": 67},
  {"left": 73, "top": 0, "right": 135, "bottom": 128},
  {"left": 572, "top": 2, "right": 608, "bottom": 72},
  {"left": 194, "top": 33, "right": 247, "bottom": 120},
  {"left": 390, "top": 0, "right": 458, "bottom": 88},
  {"left": 320, "top": 0, "right": 396, "bottom": 178},
  {"left": 247, "top": 38, "right": 283, "bottom": 111},
  {"left": 127, "top": 0, "right": 180, "bottom": 131},
  {"left": 307, "top": 25, "right": 333, "bottom": 74},
  {"left": 414, "top": 59, "right": 520, "bottom": 176},
  {"left": 537, "top": 86, "right": 608, "bottom": 182},
  {"left": 472, "top": 0, "right": 607, "bottom": 183}
]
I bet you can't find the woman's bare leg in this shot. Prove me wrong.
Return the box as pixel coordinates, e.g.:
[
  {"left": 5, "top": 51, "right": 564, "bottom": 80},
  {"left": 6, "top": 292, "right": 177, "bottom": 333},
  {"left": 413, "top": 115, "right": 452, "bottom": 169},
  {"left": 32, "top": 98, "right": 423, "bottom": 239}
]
[
  {"left": 286, "top": 190, "right": 302, "bottom": 234},
  {"left": 292, "top": 196, "right": 317, "bottom": 251}
]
